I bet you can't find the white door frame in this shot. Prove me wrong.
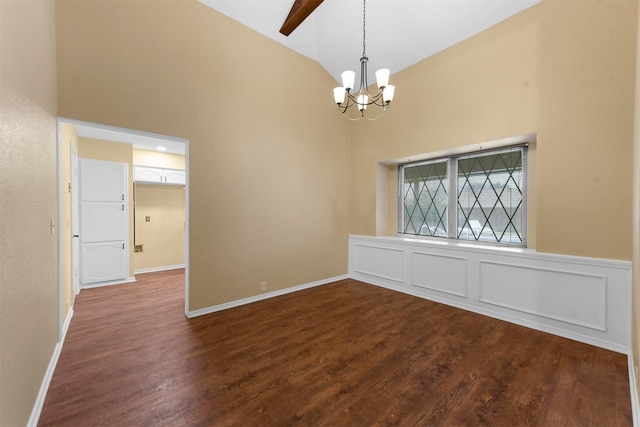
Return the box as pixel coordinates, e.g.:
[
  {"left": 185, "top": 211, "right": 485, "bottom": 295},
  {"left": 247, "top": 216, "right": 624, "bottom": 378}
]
[
  {"left": 71, "top": 143, "right": 80, "bottom": 296},
  {"left": 55, "top": 117, "right": 191, "bottom": 340}
]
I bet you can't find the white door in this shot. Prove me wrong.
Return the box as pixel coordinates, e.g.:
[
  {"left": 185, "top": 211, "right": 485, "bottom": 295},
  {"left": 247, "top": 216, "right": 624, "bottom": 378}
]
[
  {"left": 79, "top": 159, "right": 128, "bottom": 285},
  {"left": 80, "top": 202, "right": 127, "bottom": 242},
  {"left": 81, "top": 241, "right": 128, "bottom": 284},
  {"left": 71, "top": 145, "right": 80, "bottom": 295},
  {"left": 81, "top": 159, "right": 127, "bottom": 202}
]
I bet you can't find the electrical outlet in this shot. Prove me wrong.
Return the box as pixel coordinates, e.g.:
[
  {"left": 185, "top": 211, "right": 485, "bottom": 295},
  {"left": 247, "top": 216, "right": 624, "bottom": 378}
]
[{"left": 260, "top": 281, "right": 267, "bottom": 292}]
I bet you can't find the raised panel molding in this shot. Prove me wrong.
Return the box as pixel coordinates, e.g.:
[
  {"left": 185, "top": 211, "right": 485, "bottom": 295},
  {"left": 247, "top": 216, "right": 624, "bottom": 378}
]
[
  {"left": 349, "top": 235, "right": 631, "bottom": 353},
  {"left": 80, "top": 202, "right": 127, "bottom": 242},
  {"left": 81, "top": 242, "right": 127, "bottom": 285},
  {"left": 478, "top": 261, "right": 607, "bottom": 332},
  {"left": 353, "top": 244, "right": 404, "bottom": 283},
  {"left": 413, "top": 251, "right": 467, "bottom": 297}
]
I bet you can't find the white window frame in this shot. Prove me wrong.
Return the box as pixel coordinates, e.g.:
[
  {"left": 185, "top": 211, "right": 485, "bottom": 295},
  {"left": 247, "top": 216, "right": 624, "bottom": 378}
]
[{"left": 398, "top": 143, "right": 528, "bottom": 247}]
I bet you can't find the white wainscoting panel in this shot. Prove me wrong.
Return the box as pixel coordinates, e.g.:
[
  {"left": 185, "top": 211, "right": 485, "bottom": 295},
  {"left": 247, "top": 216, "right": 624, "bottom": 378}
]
[
  {"left": 413, "top": 251, "right": 467, "bottom": 297},
  {"left": 479, "top": 261, "right": 607, "bottom": 332},
  {"left": 349, "top": 235, "right": 631, "bottom": 353},
  {"left": 353, "top": 244, "right": 404, "bottom": 283}
]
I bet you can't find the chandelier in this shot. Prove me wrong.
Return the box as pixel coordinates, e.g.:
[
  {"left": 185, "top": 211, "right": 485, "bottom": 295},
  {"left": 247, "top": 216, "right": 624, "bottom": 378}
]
[{"left": 332, "top": 0, "right": 395, "bottom": 121}]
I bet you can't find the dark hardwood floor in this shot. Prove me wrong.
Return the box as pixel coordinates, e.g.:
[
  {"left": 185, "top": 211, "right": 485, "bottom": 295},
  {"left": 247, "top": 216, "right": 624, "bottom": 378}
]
[{"left": 38, "top": 270, "right": 632, "bottom": 426}]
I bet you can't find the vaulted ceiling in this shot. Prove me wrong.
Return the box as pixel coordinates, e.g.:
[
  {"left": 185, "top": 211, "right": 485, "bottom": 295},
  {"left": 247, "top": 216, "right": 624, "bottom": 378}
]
[
  {"left": 198, "top": 0, "right": 540, "bottom": 84},
  {"left": 73, "top": 1, "right": 540, "bottom": 150}
]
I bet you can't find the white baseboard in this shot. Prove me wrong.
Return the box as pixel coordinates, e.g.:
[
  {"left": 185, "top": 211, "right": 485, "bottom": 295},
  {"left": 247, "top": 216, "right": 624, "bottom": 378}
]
[
  {"left": 134, "top": 264, "right": 185, "bottom": 275},
  {"left": 629, "top": 352, "right": 639, "bottom": 427},
  {"left": 81, "top": 276, "right": 136, "bottom": 289},
  {"left": 361, "top": 275, "right": 629, "bottom": 354},
  {"left": 27, "top": 308, "right": 73, "bottom": 427},
  {"left": 349, "top": 235, "right": 631, "bottom": 354},
  {"left": 187, "top": 274, "right": 349, "bottom": 318}
]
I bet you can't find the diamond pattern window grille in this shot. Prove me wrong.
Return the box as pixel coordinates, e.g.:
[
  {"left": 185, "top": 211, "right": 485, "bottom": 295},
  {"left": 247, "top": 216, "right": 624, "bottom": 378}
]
[
  {"left": 457, "top": 149, "right": 525, "bottom": 244},
  {"left": 399, "top": 145, "right": 527, "bottom": 247},
  {"left": 401, "top": 161, "right": 448, "bottom": 237}
]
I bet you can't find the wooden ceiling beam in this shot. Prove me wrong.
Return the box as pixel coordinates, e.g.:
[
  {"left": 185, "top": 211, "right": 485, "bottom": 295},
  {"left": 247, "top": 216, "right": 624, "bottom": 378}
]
[{"left": 279, "top": 0, "right": 324, "bottom": 36}]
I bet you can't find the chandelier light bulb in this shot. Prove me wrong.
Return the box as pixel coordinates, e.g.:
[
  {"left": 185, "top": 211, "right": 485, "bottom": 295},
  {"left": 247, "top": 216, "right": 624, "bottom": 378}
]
[
  {"left": 341, "top": 71, "right": 356, "bottom": 92},
  {"left": 383, "top": 85, "right": 395, "bottom": 104},
  {"left": 375, "top": 69, "right": 390, "bottom": 88},
  {"left": 357, "top": 94, "right": 369, "bottom": 111},
  {"left": 333, "top": 87, "right": 346, "bottom": 105}
]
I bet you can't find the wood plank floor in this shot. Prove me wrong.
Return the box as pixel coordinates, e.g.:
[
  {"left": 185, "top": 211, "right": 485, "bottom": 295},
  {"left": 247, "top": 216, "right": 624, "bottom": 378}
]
[{"left": 38, "top": 270, "right": 632, "bottom": 426}]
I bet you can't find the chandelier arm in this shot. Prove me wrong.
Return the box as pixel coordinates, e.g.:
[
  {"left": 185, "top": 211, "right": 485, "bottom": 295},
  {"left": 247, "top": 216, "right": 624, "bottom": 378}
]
[
  {"left": 342, "top": 113, "right": 367, "bottom": 122},
  {"left": 361, "top": 107, "right": 388, "bottom": 121},
  {"left": 365, "top": 90, "right": 385, "bottom": 105},
  {"left": 352, "top": 88, "right": 386, "bottom": 106},
  {"left": 338, "top": 105, "right": 389, "bottom": 122},
  {"left": 338, "top": 94, "right": 357, "bottom": 113}
]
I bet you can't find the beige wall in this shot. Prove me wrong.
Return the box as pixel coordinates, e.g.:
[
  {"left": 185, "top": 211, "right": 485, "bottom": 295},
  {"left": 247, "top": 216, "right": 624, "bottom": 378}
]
[
  {"left": 2, "top": 0, "right": 637, "bottom": 422},
  {"left": 56, "top": 0, "right": 351, "bottom": 310},
  {"left": 78, "top": 137, "right": 135, "bottom": 278},
  {"left": 133, "top": 148, "right": 185, "bottom": 170},
  {"left": 633, "top": 0, "right": 640, "bottom": 403},
  {"left": 134, "top": 185, "right": 185, "bottom": 271},
  {"left": 351, "top": 0, "right": 636, "bottom": 262},
  {"left": 0, "top": 0, "right": 58, "bottom": 425},
  {"left": 60, "top": 123, "right": 78, "bottom": 317},
  {"left": 133, "top": 149, "right": 186, "bottom": 272}
]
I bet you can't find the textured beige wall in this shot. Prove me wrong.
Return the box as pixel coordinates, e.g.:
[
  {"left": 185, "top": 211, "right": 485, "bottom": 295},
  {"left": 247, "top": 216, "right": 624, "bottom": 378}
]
[
  {"left": 0, "top": 0, "right": 58, "bottom": 425},
  {"left": 60, "top": 123, "right": 78, "bottom": 317},
  {"left": 134, "top": 185, "right": 185, "bottom": 271},
  {"left": 133, "top": 149, "right": 185, "bottom": 170},
  {"left": 351, "top": 0, "right": 636, "bottom": 261},
  {"left": 78, "top": 137, "right": 135, "bottom": 278},
  {"left": 633, "top": 0, "right": 640, "bottom": 402},
  {"left": 56, "top": 0, "right": 351, "bottom": 310}
]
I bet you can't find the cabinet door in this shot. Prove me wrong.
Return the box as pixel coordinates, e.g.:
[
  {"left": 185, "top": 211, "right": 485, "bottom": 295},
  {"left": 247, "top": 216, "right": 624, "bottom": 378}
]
[
  {"left": 81, "top": 241, "right": 127, "bottom": 284},
  {"left": 80, "top": 202, "right": 127, "bottom": 242},
  {"left": 164, "top": 169, "right": 186, "bottom": 185},
  {"left": 80, "top": 159, "right": 127, "bottom": 202},
  {"left": 134, "top": 166, "right": 164, "bottom": 183}
]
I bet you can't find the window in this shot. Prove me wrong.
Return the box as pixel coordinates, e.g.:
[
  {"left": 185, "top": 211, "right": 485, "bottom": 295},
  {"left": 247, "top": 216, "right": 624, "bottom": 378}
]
[{"left": 399, "top": 146, "right": 527, "bottom": 246}]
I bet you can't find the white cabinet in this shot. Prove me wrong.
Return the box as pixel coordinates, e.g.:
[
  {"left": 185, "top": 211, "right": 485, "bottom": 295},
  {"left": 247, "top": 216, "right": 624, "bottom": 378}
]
[
  {"left": 134, "top": 166, "right": 185, "bottom": 185},
  {"left": 79, "top": 159, "right": 128, "bottom": 286}
]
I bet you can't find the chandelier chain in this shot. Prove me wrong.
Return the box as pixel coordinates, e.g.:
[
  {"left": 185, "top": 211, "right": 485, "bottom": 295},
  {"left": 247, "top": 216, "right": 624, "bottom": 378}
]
[{"left": 362, "top": 0, "right": 366, "bottom": 58}]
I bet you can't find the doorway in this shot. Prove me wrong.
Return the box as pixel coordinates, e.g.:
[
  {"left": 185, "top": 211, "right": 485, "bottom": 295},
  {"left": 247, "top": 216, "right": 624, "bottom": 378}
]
[{"left": 56, "top": 118, "right": 190, "bottom": 339}]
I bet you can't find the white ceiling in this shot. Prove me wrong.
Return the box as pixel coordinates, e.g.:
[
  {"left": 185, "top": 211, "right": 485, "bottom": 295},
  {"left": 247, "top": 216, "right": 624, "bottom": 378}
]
[{"left": 198, "top": 0, "right": 540, "bottom": 85}]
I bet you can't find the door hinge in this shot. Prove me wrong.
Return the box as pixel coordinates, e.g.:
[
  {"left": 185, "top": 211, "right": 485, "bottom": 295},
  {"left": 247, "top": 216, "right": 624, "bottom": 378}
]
[
  {"left": 68, "top": 182, "right": 72, "bottom": 193},
  {"left": 122, "top": 204, "right": 124, "bottom": 211},
  {"left": 122, "top": 243, "right": 125, "bottom": 249}
]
